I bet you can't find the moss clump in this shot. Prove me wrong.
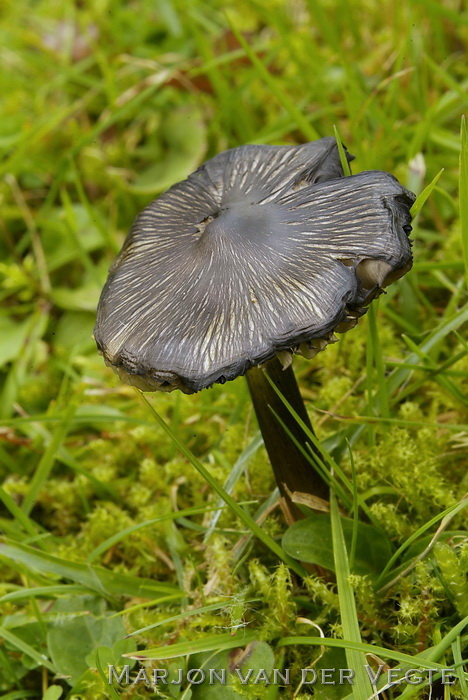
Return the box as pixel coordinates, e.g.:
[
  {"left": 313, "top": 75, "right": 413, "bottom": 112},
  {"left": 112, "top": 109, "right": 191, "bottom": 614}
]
[{"left": 433, "top": 541, "right": 468, "bottom": 617}]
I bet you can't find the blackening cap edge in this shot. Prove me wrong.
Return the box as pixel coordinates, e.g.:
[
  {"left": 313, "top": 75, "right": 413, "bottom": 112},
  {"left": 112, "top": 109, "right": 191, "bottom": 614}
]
[{"left": 95, "top": 137, "right": 415, "bottom": 394}]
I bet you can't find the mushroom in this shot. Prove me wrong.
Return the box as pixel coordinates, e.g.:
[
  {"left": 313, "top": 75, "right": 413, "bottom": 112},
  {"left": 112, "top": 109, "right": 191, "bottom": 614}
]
[{"left": 95, "top": 137, "right": 415, "bottom": 520}]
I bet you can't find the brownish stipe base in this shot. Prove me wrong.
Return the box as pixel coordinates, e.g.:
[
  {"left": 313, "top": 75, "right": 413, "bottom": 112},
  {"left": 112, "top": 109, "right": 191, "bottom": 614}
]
[{"left": 246, "top": 357, "right": 329, "bottom": 523}]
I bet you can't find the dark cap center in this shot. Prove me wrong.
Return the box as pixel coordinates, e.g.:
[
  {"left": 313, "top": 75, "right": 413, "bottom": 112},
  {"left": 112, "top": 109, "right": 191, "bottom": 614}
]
[{"left": 201, "top": 201, "right": 284, "bottom": 248}]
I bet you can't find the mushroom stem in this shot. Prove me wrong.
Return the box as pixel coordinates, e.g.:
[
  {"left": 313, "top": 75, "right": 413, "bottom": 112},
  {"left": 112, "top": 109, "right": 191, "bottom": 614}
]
[{"left": 246, "top": 357, "right": 329, "bottom": 522}]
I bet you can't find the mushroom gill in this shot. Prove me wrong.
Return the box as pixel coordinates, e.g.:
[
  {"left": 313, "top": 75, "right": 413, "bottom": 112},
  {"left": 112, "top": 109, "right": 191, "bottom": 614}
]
[{"left": 95, "top": 138, "right": 414, "bottom": 395}]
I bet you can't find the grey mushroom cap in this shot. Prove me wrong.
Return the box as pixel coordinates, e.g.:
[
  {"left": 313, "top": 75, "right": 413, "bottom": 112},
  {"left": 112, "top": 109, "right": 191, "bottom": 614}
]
[{"left": 95, "top": 137, "right": 415, "bottom": 394}]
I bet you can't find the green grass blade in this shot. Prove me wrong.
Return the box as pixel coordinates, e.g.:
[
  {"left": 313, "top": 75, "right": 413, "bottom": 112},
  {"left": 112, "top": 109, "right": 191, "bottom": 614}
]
[
  {"left": 460, "top": 115, "right": 468, "bottom": 282},
  {"left": 204, "top": 434, "right": 263, "bottom": 542},
  {"left": 0, "top": 539, "right": 181, "bottom": 599},
  {"left": 126, "top": 601, "right": 248, "bottom": 638},
  {"left": 137, "top": 391, "right": 308, "bottom": 578},
  {"left": 21, "top": 400, "right": 77, "bottom": 517},
  {"left": 419, "top": 615, "right": 468, "bottom": 663},
  {"left": 109, "top": 594, "right": 186, "bottom": 622},
  {"left": 452, "top": 636, "right": 468, "bottom": 697},
  {"left": 0, "top": 484, "right": 39, "bottom": 539},
  {"left": 87, "top": 503, "right": 235, "bottom": 563},
  {"left": 375, "top": 497, "right": 468, "bottom": 587},
  {"left": 330, "top": 492, "right": 373, "bottom": 699},
  {"left": 347, "top": 440, "right": 359, "bottom": 572},
  {"left": 0, "top": 626, "right": 57, "bottom": 673},
  {"left": 264, "top": 374, "right": 382, "bottom": 527},
  {"left": 277, "top": 629, "right": 467, "bottom": 672},
  {"left": 96, "top": 649, "right": 122, "bottom": 700},
  {"left": 0, "top": 308, "right": 50, "bottom": 420},
  {"left": 269, "top": 406, "right": 349, "bottom": 506},
  {"left": 333, "top": 125, "right": 352, "bottom": 176},
  {"left": 124, "top": 631, "right": 258, "bottom": 660},
  {"left": 0, "top": 584, "right": 90, "bottom": 603},
  {"left": 227, "top": 18, "right": 320, "bottom": 141},
  {"left": 410, "top": 168, "right": 444, "bottom": 217},
  {"left": 401, "top": 333, "right": 468, "bottom": 406},
  {"left": 367, "top": 301, "right": 389, "bottom": 418},
  {"left": 59, "top": 187, "right": 102, "bottom": 284},
  {"left": 330, "top": 306, "right": 468, "bottom": 456},
  {"left": 326, "top": 415, "right": 466, "bottom": 432}
]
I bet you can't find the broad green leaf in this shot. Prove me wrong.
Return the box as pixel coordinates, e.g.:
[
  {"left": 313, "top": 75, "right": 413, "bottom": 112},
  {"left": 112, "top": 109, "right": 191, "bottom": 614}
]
[
  {"left": 312, "top": 647, "right": 351, "bottom": 700},
  {"left": 51, "top": 284, "right": 101, "bottom": 312},
  {"left": 130, "top": 107, "right": 206, "bottom": 194},
  {"left": 42, "top": 686, "right": 63, "bottom": 700},
  {"left": 47, "top": 596, "right": 136, "bottom": 686},
  {"left": 0, "top": 317, "right": 30, "bottom": 367},
  {"left": 53, "top": 311, "right": 96, "bottom": 353},
  {"left": 74, "top": 404, "right": 129, "bottom": 432},
  {"left": 40, "top": 204, "right": 104, "bottom": 272},
  {"left": 282, "top": 513, "right": 392, "bottom": 577},
  {"left": 191, "top": 640, "right": 275, "bottom": 699}
]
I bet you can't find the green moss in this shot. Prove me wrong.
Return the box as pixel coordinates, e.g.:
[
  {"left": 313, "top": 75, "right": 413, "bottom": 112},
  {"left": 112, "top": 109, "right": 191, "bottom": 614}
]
[
  {"left": 247, "top": 562, "right": 296, "bottom": 638},
  {"left": 389, "top": 562, "right": 445, "bottom": 648},
  {"left": 369, "top": 502, "right": 413, "bottom": 539},
  {"left": 353, "top": 427, "right": 456, "bottom": 523},
  {"left": 303, "top": 576, "right": 340, "bottom": 616},
  {"left": 433, "top": 542, "right": 468, "bottom": 617},
  {"left": 204, "top": 535, "right": 237, "bottom": 597}
]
